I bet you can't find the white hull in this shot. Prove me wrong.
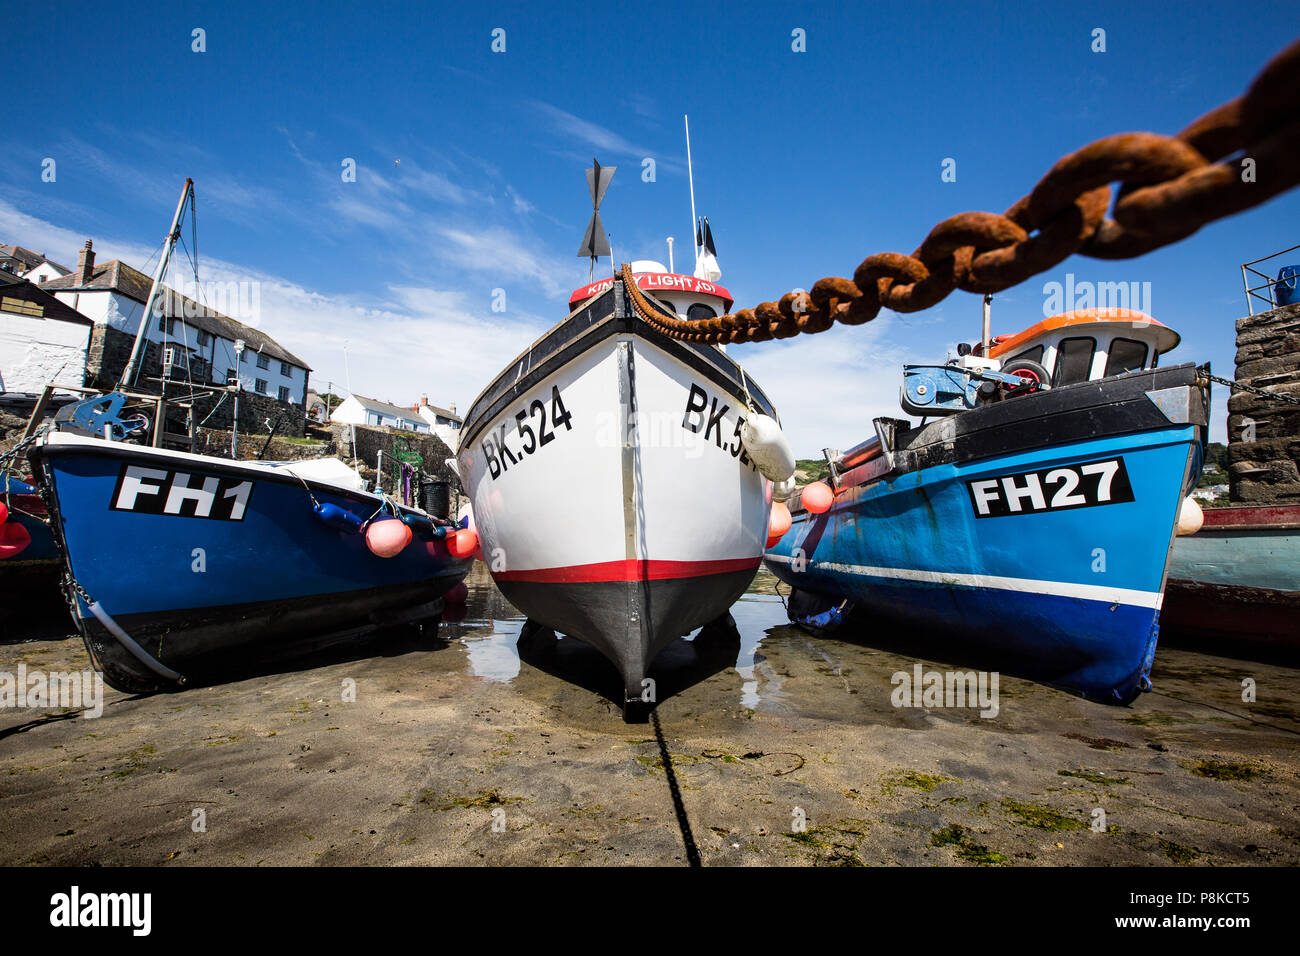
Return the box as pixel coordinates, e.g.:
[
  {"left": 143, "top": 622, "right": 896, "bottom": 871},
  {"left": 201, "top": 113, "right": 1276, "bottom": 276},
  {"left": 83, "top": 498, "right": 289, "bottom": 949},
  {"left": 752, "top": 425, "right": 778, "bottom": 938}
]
[{"left": 459, "top": 317, "right": 773, "bottom": 707}]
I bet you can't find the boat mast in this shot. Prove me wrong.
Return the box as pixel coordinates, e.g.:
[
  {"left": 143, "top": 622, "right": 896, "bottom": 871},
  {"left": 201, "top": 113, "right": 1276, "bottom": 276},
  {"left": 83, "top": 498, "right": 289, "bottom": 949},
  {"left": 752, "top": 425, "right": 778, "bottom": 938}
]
[
  {"left": 981, "top": 294, "right": 993, "bottom": 353},
  {"left": 685, "top": 115, "right": 699, "bottom": 272},
  {"left": 121, "top": 178, "right": 193, "bottom": 388}
]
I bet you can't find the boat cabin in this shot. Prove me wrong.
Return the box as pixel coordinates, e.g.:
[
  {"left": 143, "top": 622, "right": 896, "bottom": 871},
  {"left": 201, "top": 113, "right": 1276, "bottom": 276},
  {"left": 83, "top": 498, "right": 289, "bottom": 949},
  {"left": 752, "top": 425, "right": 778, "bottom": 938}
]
[
  {"left": 975, "top": 308, "right": 1181, "bottom": 387},
  {"left": 569, "top": 260, "right": 733, "bottom": 325}
]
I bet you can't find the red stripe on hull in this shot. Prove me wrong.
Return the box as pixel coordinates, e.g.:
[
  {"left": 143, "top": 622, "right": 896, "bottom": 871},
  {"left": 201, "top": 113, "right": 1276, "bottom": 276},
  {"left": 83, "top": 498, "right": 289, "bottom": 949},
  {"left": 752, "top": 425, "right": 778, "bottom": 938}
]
[{"left": 494, "top": 556, "right": 761, "bottom": 584}]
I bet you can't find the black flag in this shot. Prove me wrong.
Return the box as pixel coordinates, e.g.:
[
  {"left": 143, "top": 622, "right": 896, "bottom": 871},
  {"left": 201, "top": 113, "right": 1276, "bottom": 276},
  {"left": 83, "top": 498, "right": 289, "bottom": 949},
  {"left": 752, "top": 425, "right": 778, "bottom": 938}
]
[{"left": 696, "top": 216, "right": 717, "bottom": 256}]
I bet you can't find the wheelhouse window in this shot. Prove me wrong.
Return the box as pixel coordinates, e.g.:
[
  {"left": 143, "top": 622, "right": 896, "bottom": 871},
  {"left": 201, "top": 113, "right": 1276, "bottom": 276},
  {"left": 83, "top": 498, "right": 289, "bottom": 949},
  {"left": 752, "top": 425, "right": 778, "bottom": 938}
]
[
  {"left": 1053, "top": 337, "right": 1096, "bottom": 387},
  {"left": 650, "top": 296, "right": 677, "bottom": 317},
  {"left": 687, "top": 303, "right": 718, "bottom": 322},
  {"left": 1006, "top": 345, "right": 1044, "bottom": 366},
  {"left": 1104, "top": 337, "right": 1148, "bottom": 377}
]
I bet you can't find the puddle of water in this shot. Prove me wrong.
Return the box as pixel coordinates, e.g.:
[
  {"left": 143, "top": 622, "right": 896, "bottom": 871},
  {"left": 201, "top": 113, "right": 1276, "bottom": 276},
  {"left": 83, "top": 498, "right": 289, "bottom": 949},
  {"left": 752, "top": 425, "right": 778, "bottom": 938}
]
[{"left": 442, "top": 565, "right": 795, "bottom": 707}]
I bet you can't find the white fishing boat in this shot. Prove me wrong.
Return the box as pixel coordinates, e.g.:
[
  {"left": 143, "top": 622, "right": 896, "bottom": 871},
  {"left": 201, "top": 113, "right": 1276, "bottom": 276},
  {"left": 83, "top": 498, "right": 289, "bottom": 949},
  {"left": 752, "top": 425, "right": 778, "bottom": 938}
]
[{"left": 457, "top": 153, "right": 792, "bottom": 719}]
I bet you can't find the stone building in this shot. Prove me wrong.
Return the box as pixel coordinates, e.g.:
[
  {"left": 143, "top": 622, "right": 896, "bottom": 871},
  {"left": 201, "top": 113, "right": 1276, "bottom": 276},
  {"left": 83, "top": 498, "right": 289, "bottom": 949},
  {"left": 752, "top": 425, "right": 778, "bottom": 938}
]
[
  {"left": 1226, "top": 300, "right": 1300, "bottom": 504},
  {"left": 36, "top": 240, "right": 311, "bottom": 437}
]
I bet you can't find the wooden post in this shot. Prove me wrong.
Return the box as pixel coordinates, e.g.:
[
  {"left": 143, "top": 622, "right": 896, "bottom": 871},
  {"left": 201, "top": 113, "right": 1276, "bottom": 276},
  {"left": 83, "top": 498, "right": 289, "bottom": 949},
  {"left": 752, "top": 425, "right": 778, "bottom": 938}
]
[{"left": 20, "top": 385, "right": 54, "bottom": 442}]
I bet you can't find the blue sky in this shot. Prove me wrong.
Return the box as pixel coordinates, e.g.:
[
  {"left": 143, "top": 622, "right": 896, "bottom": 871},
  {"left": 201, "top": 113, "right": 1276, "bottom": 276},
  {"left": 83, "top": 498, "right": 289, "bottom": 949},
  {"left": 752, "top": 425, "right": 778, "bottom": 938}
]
[{"left": 3, "top": 0, "right": 1297, "bottom": 448}]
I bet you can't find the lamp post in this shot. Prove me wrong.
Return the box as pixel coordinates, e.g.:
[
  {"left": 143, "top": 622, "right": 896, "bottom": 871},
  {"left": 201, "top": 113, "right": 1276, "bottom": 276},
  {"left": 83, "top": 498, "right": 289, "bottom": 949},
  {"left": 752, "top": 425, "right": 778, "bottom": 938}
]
[{"left": 231, "top": 338, "right": 245, "bottom": 458}]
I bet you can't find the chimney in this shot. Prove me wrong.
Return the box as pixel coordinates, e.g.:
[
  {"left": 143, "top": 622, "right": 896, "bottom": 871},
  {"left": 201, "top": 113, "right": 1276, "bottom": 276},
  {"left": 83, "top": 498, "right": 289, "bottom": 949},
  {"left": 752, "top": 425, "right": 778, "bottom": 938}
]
[
  {"left": 76, "top": 240, "right": 95, "bottom": 284},
  {"left": 420, "top": 393, "right": 429, "bottom": 408},
  {"left": 449, "top": 402, "right": 457, "bottom": 416}
]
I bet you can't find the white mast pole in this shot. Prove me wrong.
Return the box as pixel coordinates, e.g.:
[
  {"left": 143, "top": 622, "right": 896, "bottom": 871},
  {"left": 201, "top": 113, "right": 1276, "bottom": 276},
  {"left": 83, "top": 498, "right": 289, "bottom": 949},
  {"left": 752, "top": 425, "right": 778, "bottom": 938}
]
[
  {"left": 685, "top": 114, "right": 698, "bottom": 273},
  {"left": 666, "top": 237, "right": 675, "bottom": 274},
  {"left": 122, "top": 177, "right": 192, "bottom": 388}
]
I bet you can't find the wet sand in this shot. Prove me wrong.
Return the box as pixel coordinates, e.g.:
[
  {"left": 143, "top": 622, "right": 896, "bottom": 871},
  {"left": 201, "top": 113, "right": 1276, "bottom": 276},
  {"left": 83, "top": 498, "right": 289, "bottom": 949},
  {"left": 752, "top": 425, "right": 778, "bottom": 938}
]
[{"left": 1, "top": 566, "right": 1297, "bottom": 866}]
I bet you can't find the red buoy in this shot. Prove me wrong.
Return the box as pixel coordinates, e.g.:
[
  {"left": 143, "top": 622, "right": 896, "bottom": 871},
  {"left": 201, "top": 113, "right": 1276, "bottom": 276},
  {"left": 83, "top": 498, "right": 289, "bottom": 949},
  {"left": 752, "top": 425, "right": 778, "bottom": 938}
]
[
  {"left": 447, "top": 528, "right": 479, "bottom": 560},
  {"left": 0, "top": 501, "right": 8, "bottom": 524},
  {"left": 0, "top": 521, "right": 32, "bottom": 560},
  {"left": 365, "top": 517, "right": 412, "bottom": 558},
  {"left": 769, "top": 500, "right": 792, "bottom": 539},
  {"left": 802, "top": 482, "right": 834, "bottom": 515}
]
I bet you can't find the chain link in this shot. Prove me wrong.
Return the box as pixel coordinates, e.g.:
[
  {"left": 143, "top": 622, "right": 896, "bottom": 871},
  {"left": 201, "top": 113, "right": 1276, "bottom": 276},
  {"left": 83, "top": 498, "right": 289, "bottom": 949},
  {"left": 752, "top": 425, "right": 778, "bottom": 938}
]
[
  {"left": 1202, "top": 372, "right": 1300, "bottom": 407},
  {"left": 629, "top": 38, "right": 1300, "bottom": 345}
]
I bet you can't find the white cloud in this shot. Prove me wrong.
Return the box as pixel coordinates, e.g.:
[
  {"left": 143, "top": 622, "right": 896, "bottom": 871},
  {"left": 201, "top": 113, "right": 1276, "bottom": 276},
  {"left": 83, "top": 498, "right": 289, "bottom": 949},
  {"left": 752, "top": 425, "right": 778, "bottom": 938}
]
[
  {"left": 730, "top": 315, "right": 923, "bottom": 456},
  {"left": 436, "top": 226, "right": 580, "bottom": 300}
]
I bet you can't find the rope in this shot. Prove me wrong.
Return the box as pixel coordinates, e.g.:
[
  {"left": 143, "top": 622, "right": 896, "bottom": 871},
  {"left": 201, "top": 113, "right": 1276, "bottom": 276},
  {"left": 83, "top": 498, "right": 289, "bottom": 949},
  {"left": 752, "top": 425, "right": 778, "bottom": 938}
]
[{"left": 621, "top": 37, "right": 1300, "bottom": 345}]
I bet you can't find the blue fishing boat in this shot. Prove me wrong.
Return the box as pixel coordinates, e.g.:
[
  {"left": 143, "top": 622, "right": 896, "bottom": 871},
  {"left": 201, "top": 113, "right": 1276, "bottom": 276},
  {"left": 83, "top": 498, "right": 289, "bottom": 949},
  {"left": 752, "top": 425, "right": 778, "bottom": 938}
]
[
  {"left": 765, "top": 307, "right": 1208, "bottom": 703},
  {"left": 28, "top": 396, "right": 473, "bottom": 693}
]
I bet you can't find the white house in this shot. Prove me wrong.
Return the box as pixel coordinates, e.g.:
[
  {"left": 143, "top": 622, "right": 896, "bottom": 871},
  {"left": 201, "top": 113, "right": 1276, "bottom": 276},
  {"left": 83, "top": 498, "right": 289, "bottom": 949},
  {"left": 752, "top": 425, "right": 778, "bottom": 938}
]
[
  {"left": 0, "top": 244, "right": 71, "bottom": 286},
  {"left": 41, "top": 240, "right": 311, "bottom": 403},
  {"left": 414, "top": 394, "right": 462, "bottom": 450},
  {"left": 0, "top": 274, "right": 92, "bottom": 394},
  {"left": 331, "top": 393, "right": 431, "bottom": 433}
]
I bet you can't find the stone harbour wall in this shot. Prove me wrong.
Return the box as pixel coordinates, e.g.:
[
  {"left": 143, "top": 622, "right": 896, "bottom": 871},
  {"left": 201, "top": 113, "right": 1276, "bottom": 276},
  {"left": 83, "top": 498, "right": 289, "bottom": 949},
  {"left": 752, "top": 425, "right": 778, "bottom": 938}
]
[
  {"left": 329, "top": 422, "right": 457, "bottom": 486},
  {"left": 87, "top": 326, "right": 306, "bottom": 439},
  {"left": 1227, "top": 301, "right": 1300, "bottom": 504}
]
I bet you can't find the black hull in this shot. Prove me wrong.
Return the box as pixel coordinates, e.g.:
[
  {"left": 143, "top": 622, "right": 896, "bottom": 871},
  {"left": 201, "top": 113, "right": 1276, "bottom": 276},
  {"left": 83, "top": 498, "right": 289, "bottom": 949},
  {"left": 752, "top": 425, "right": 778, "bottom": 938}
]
[
  {"left": 498, "top": 567, "right": 756, "bottom": 711},
  {"left": 79, "top": 579, "right": 448, "bottom": 694}
]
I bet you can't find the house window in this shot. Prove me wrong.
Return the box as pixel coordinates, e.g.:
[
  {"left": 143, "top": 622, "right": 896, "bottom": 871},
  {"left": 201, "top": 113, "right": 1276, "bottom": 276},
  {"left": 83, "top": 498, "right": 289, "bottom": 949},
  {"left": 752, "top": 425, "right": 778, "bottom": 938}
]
[
  {"left": 158, "top": 314, "right": 167, "bottom": 332},
  {"left": 1053, "top": 337, "right": 1096, "bottom": 387},
  {"left": 0, "top": 297, "right": 43, "bottom": 317},
  {"left": 255, "top": 378, "right": 268, "bottom": 394},
  {"left": 280, "top": 361, "right": 291, "bottom": 376},
  {"left": 1104, "top": 338, "right": 1148, "bottom": 377},
  {"left": 240, "top": 351, "right": 248, "bottom": 363},
  {"left": 278, "top": 385, "right": 290, "bottom": 402},
  {"left": 197, "top": 330, "right": 213, "bottom": 348},
  {"left": 226, "top": 368, "right": 237, "bottom": 385},
  {"left": 256, "top": 353, "right": 269, "bottom": 369}
]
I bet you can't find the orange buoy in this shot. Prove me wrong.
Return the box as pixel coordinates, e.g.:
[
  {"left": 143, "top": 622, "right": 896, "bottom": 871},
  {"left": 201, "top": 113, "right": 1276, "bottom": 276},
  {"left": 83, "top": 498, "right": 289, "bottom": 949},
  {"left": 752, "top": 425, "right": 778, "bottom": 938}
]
[
  {"left": 365, "top": 517, "right": 412, "bottom": 558},
  {"left": 765, "top": 531, "right": 783, "bottom": 550},
  {"left": 801, "top": 481, "right": 834, "bottom": 514},
  {"left": 769, "top": 500, "right": 792, "bottom": 539},
  {"left": 447, "top": 528, "right": 479, "bottom": 560},
  {"left": 444, "top": 581, "right": 468, "bottom": 604},
  {"left": 0, "top": 521, "right": 32, "bottom": 560}
]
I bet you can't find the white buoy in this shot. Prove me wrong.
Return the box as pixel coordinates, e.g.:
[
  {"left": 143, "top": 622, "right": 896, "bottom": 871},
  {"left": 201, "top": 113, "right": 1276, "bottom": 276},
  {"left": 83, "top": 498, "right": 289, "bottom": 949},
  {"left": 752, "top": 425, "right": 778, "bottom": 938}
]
[
  {"left": 740, "top": 414, "right": 796, "bottom": 483},
  {"left": 772, "top": 477, "right": 796, "bottom": 502},
  {"left": 1176, "top": 496, "right": 1204, "bottom": 535}
]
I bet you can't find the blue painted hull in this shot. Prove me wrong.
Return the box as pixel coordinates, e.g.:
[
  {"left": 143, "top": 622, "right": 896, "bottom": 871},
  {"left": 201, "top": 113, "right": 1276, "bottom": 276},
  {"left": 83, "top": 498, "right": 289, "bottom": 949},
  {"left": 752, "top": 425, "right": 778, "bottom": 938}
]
[
  {"left": 31, "top": 435, "right": 472, "bottom": 691},
  {"left": 767, "top": 411, "right": 1202, "bottom": 703}
]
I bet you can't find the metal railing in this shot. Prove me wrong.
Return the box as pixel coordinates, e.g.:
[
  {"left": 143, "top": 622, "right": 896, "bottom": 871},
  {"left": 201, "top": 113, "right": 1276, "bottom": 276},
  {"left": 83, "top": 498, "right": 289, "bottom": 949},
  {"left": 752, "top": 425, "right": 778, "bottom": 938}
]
[{"left": 1241, "top": 243, "right": 1300, "bottom": 315}]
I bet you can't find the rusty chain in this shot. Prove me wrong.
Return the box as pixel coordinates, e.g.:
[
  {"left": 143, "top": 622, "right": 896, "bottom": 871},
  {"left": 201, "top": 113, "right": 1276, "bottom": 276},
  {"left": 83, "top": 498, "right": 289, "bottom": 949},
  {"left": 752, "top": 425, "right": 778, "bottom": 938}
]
[{"left": 625, "top": 37, "right": 1300, "bottom": 346}]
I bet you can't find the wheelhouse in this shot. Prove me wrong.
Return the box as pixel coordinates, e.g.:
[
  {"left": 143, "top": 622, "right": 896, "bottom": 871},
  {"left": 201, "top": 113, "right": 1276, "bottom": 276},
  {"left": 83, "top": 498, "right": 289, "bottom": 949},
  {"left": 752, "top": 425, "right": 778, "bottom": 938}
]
[
  {"left": 569, "top": 260, "right": 733, "bottom": 330},
  {"left": 977, "top": 308, "right": 1181, "bottom": 387}
]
